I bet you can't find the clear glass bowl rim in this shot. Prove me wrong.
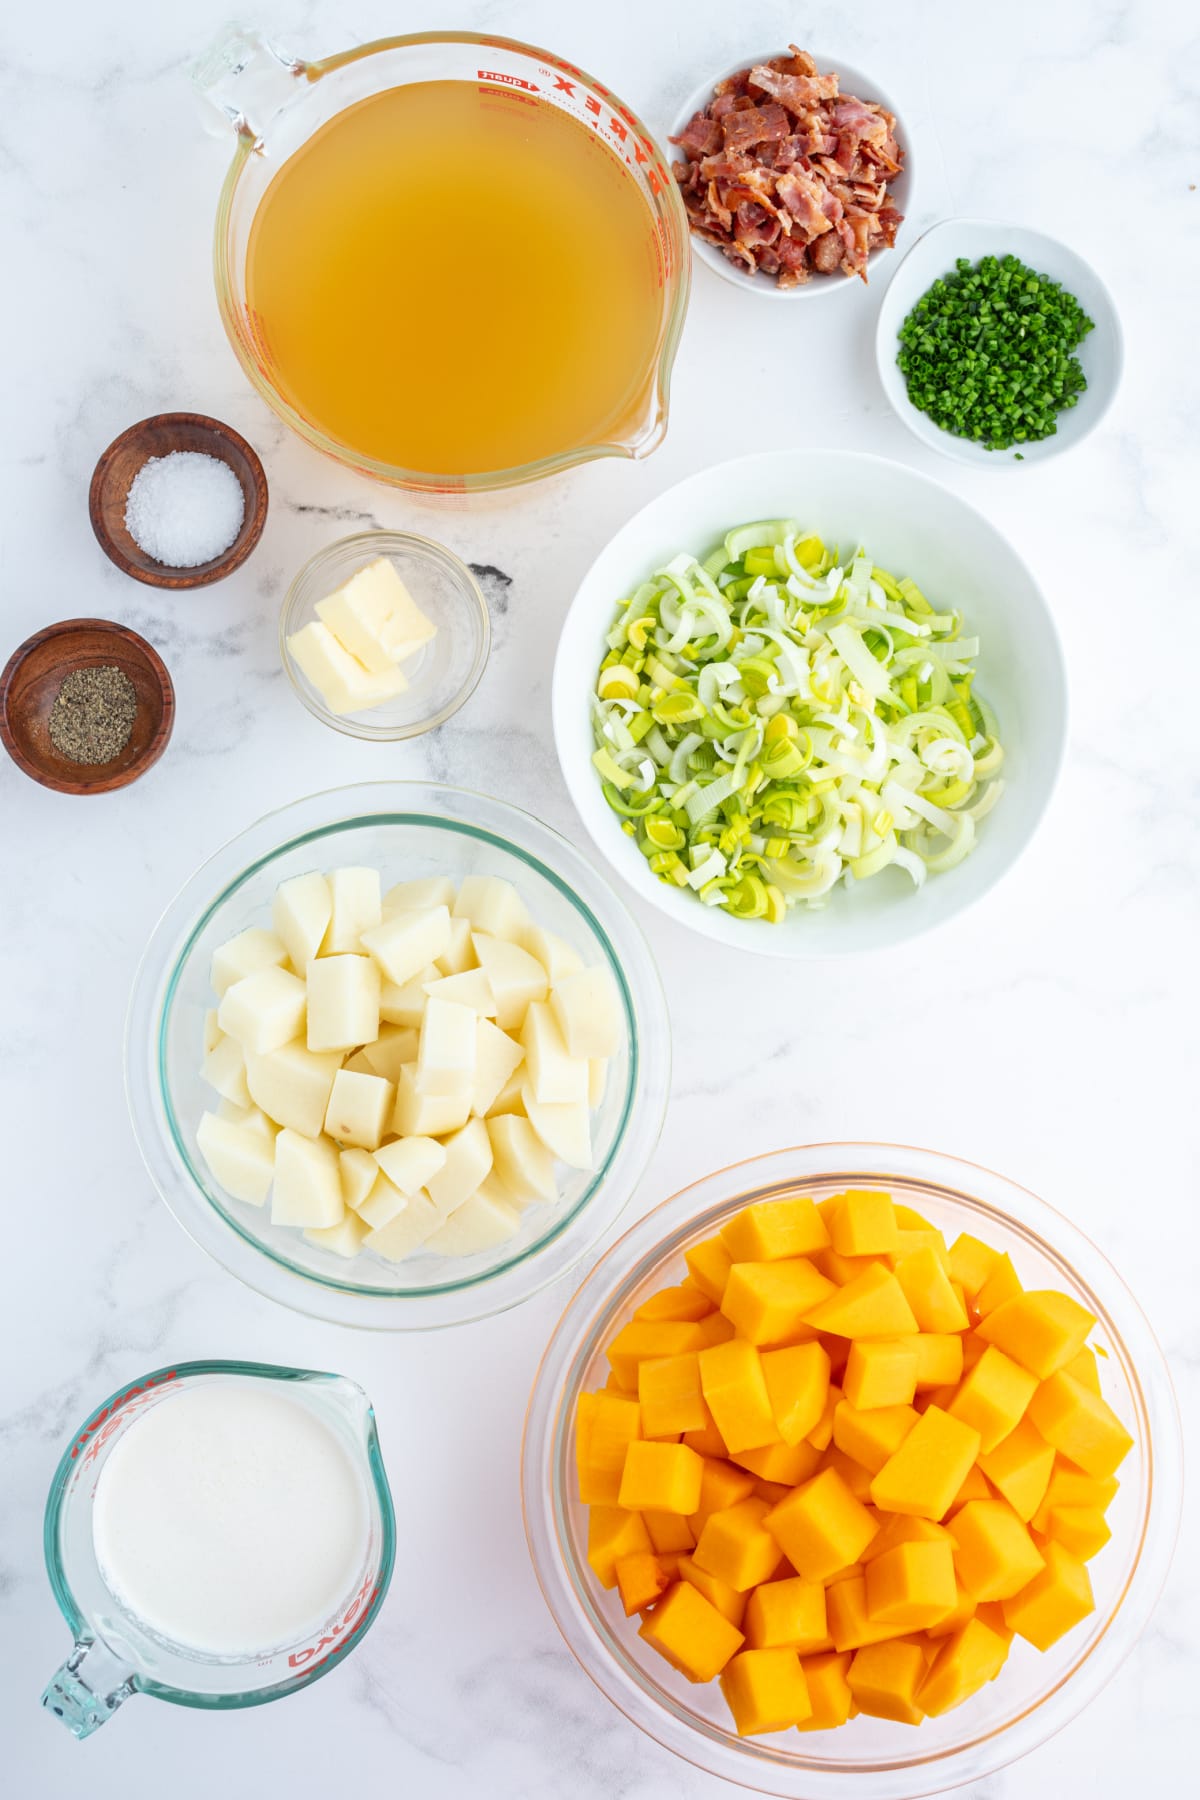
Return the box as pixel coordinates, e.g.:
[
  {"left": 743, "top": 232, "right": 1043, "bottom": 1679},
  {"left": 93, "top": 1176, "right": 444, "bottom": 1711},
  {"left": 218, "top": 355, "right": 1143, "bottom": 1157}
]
[
  {"left": 124, "top": 781, "right": 671, "bottom": 1330},
  {"left": 521, "top": 1141, "right": 1183, "bottom": 1799},
  {"left": 278, "top": 530, "right": 491, "bottom": 742}
]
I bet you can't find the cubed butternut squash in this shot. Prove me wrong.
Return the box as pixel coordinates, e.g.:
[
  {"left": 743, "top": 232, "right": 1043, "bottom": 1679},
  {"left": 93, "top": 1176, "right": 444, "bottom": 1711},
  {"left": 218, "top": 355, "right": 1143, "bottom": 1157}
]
[
  {"left": 1002, "top": 1540, "right": 1094, "bottom": 1650},
  {"left": 761, "top": 1342, "right": 831, "bottom": 1445},
  {"left": 946, "top": 1345, "right": 1038, "bottom": 1453},
  {"left": 720, "top": 1196, "right": 830, "bottom": 1262},
  {"left": 619, "top": 1440, "right": 704, "bottom": 1515},
  {"left": 796, "top": 1651, "right": 854, "bottom": 1731},
  {"left": 743, "top": 1576, "right": 829, "bottom": 1652},
  {"left": 721, "top": 1258, "right": 834, "bottom": 1346},
  {"left": 694, "top": 1497, "right": 785, "bottom": 1591},
  {"left": 804, "top": 1263, "right": 920, "bottom": 1339},
  {"left": 828, "top": 1189, "right": 899, "bottom": 1258},
  {"left": 587, "top": 1506, "right": 652, "bottom": 1588},
  {"left": 699, "top": 1339, "right": 780, "bottom": 1453},
  {"left": 865, "top": 1538, "right": 958, "bottom": 1629},
  {"left": 1026, "top": 1371, "right": 1133, "bottom": 1478},
  {"left": 764, "top": 1467, "right": 879, "bottom": 1582},
  {"left": 870, "top": 1406, "right": 981, "bottom": 1520},
  {"left": 638, "top": 1352, "right": 707, "bottom": 1437},
  {"left": 615, "top": 1552, "right": 671, "bottom": 1616},
  {"left": 843, "top": 1337, "right": 919, "bottom": 1411},
  {"left": 949, "top": 1498, "right": 1045, "bottom": 1601},
  {"left": 979, "top": 1417, "right": 1055, "bottom": 1522},
  {"left": 976, "top": 1290, "right": 1096, "bottom": 1379},
  {"left": 918, "top": 1614, "right": 1010, "bottom": 1714},
  {"left": 685, "top": 1234, "right": 733, "bottom": 1304},
  {"left": 847, "top": 1637, "right": 927, "bottom": 1724},
  {"left": 720, "top": 1648, "right": 813, "bottom": 1734},
  {"left": 638, "top": 1580, "right": 744, "bottom": 1681}
]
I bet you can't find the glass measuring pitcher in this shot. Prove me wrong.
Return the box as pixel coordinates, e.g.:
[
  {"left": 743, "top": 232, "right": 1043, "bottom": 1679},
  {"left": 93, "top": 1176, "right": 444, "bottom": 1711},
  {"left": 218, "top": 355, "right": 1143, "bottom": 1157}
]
[
  {"left": 42, "top": 1360, "right": 395, "bottom": 1738},
  {"left": 192, "top": 25, "right": 692, "bottom": 494}
]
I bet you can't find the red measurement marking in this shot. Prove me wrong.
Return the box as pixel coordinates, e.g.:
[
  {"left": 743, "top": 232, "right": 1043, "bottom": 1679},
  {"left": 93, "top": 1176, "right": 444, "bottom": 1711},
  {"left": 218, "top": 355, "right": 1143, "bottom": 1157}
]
[
  {"left": 287, "top": 1570, "right": 380, "bottom": 1671},
  {"left": 554, "top": 76, "right": 575, "bottom": 96},
  {"left": 477, "top": 68, "right": 539, "bottom": 92},
  {"left": 71, "top": 1370, "right": 178, "bottom": 1461}
]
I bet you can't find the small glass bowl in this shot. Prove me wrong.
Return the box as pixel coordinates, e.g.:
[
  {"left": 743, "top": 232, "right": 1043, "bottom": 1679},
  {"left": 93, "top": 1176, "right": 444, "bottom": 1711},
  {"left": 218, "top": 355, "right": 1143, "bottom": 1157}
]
[
  {"left": 522, "top": 1143, "right": 1183, "bottom": 1799},
  {"left": 280, "top": 531, "right": 490, "bottom": 740},
  {"left": 124, "top": 781, "right": 670, "bottom": 1330}
]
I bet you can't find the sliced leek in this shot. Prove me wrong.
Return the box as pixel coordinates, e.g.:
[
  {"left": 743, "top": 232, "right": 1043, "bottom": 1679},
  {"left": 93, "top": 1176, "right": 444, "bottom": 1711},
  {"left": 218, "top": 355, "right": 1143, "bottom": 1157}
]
[{"left": 591, "top": 521, "right": 1005, "bottom": 923}]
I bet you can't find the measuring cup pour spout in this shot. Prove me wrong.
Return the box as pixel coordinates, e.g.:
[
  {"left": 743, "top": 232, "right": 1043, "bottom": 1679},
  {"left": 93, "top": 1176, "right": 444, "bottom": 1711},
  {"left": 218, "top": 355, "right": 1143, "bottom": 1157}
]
[
  {"left": 43, "top": 1638, "right": 137, "bottom": 1739},
  {"left": 190, "top": 22, "right": 307, "bottom": 145}
]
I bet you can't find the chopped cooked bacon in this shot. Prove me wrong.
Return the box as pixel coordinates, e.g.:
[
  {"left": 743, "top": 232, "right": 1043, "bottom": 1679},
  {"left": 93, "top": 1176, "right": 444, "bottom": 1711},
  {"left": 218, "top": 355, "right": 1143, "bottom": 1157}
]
[{"left": 672, "top": 47, "right": 904, "bottom": 285}]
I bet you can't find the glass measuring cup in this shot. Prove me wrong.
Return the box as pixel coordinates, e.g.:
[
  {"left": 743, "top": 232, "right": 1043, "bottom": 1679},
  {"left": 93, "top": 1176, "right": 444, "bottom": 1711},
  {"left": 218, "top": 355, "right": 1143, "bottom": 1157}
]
[
  {"left": 192, "top": 25, "right": 692, "bottom": 494},
  {"left": 41, "top": 1360, "right": 395, "bottom": 1738}
]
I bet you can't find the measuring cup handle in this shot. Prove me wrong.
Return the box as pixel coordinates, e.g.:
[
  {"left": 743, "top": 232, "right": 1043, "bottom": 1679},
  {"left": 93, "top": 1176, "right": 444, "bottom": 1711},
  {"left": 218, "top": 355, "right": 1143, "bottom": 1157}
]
[
  {"left": 189, "top": 22, "right": 307, "bottom": 143},
  {"left": 42, "top": 1640, "right": 137, "bottom": 1739}
]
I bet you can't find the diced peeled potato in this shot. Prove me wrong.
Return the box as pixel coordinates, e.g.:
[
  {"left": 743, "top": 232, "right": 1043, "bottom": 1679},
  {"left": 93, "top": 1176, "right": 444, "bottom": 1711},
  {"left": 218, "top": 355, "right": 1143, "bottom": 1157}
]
[
  {"left": 272, "top": 872, "right": 332, "bottom": 972},
  {"left": 435, "top": 915, "right": 477, "bottom": 976},
  {"left": 196, "top": 1110, "right": 275, "bottom": 1206},
  {"left": 374, "top": 1135, "right": 447, "bottom": 1195},
  {"left": 287, "top": 620, "right": 408, "bottom": 715},
  {"left": 487, "top": 1066, "right": 527, "bottom": 1118},
  {"left": 204, "top": 1008, "right": 222, "bottom": 1054},
  {"left": 202, "top": 1032, "right": 250, "bottom": 1107},
  {"left": 361, "top": 906, "right": 452, "bottom": 986},
  {"left": 245, "top": 1040, "right": 343, "bottom": 1136},
  {"left": 522, "top": 1086, "right": 595, "bottom": 1170},
  {"left": 359, "top": 1024, "right": 419, "bottom": 1083},
  {"left": 340, "top": 1146, "right": 380, "bottom": 1213},
  {"left": 454, "top": 875, "right": 528, "bottom": 941},
  {"left": 322, "top": 867, "right": 382, "bottom": 954},
  {"left": 423, "top": 968, "right": 496, "bottom": 1016},
  {"left": 304, "top": 1211, "right": 368, "bottom": 1258},
  {"left": 486, "top": 1113, "right": 558, "bottom": 1203},
  {"left": 365, "top": 1190, "right": 442, "bottom": 1261},
  {"left": 550, "top": 967, "right": 622, "bottom": 1059},
  {"left": 271, "top": 1128, "right": 343, "bottom": 1228},
  {"left": 425, "top": 1187, "right": 522, "bottom": 1256},
  {"left": 343, "top": 1051, "right": 374, "bottom": 1074},
  {"left": 426, "top": 1119, "right": 493, "bottom": 1215},
  {"left": 472, "top": 1018, "right": 525, "bottom": 1117},
  {"left": 471, "top": 932, "right": 548, "bottom": 1030},
  {"left": 307, "top": 954, "right": 380, "bottom": 1053},
  {"left": 380, "top": 966, "right": 441, "bottom": 1027},
  {"left": 210, "top": 927, "right": 289, "bottom": 997},
  {"left": 384, "top": 876, "right": 457, "bottom": 915},
  {"left": 323, "top": 1068, "right": 395, "bottom": 1150},
  {"left": 357, "top": 1173, "right": 411, "bottom": 1230},
  {"left": 392, "top": 1065, "right": 474, "bottom": 1137},
  {"left": 218, "top": 966, "right": 308, "bottom": 1057},
  {"left": 215, "top": 1099, "right": 277, "bottom": 1137},
  {"left": 520, "top": 1001, "right": 589, "bottom": 1104},
  {"left": 417, "top": 997, "right": 477, "bottom": 1095},
  {"left": 589, "top": 1058, "right": 609, "bottom": 1109},
  {"left": 520, "top": 923, "right": 584, "bottom": 982}
]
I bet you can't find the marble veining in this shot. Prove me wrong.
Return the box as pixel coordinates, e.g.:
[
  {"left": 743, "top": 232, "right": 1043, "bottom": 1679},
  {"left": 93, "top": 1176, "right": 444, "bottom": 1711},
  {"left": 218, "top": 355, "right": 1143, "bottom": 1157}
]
[{"left": 2, "top": 0, "right": 1196, "bottom": 1795}]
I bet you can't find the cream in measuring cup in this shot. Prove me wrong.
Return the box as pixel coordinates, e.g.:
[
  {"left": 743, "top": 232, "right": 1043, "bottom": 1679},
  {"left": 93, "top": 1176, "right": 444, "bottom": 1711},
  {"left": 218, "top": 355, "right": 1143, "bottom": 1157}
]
[{"left": 42, "top": 1362, "right": 395, "bottom": 1736}]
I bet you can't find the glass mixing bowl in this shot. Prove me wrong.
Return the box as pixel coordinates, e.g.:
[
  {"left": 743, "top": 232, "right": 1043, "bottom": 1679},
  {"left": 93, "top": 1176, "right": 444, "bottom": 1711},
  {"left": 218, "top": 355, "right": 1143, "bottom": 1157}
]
[
  {"left": 125, "top": 782, "right": 670, "bottom": 1329},
  {"left": 522, "top": 1144, "right": 1182, "bottom": 1798}
]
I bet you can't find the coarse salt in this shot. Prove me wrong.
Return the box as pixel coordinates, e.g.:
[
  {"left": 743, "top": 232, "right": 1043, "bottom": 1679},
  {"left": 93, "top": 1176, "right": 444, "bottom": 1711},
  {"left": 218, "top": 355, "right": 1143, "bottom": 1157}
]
[{"left": 124, "top": 451, "right": 246, "bottom": 568}]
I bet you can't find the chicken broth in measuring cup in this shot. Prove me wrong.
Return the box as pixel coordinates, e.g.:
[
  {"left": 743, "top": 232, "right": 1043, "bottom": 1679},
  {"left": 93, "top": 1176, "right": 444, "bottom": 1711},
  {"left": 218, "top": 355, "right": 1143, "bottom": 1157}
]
[{"left": 245, "top": 80, "right": 664, "bottom": 478}]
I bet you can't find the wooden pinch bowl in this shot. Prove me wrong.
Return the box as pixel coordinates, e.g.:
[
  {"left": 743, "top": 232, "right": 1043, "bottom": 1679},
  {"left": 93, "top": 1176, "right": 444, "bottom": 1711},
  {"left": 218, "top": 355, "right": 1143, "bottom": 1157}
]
[
  {"left": 0, "top": 618, "right": 175, "bottom": 795},
  {"left": 89, "top": 413, "right": 268, "bottom": 588}
]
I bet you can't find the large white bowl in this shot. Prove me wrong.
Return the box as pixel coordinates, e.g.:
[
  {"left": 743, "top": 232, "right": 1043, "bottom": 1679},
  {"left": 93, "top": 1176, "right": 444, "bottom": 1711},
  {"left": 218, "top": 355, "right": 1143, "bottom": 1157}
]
[
  {"left": 875, "top": 220, "right": 1123, "bottom": 467},
  {"left": 668, "top": 51, "right": 913, "bottom": 300},
  {"left": 552, "top": 450, "right": 1066, "bottom": 957}
]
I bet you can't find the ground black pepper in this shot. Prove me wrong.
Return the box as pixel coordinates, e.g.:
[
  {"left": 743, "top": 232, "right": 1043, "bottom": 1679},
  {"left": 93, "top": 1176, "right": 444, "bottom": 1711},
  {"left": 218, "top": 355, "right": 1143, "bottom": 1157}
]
[{"left": 48, "top": 665, "right": 138, "bottom": 765}]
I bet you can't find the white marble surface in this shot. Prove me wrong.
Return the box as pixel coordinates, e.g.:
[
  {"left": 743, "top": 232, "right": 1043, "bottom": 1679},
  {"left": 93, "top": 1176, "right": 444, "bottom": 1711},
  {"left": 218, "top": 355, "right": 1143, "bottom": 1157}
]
[{"left": 3, "top": 0, "right": 1195, "bottom": 1794}]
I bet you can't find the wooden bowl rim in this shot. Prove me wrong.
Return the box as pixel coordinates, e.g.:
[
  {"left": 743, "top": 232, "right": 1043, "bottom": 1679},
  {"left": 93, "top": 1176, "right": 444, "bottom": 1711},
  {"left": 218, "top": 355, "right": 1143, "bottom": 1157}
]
[
  {"left": 89, "top": 412, "right": 268, "bottom": 590},
  {"left": 0, "top": 616, "right": 176, "bottom": 795}
]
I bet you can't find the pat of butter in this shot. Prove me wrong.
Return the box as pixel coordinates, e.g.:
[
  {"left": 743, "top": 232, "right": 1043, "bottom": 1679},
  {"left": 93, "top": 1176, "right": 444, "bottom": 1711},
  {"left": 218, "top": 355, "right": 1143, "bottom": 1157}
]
[
  {"left": 316, "top": 557, "right": 436, "bottom": 674},
  {"left": 288, "top": 620, "right": 408, "bottom": 716}
]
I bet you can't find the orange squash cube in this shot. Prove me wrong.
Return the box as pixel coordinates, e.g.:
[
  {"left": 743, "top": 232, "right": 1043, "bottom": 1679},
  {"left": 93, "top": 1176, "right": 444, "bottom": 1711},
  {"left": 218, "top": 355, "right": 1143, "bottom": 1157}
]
[
  {"left": 638, "top": 1579, "right": 745, "bottom": 1681},
  {"left": 576, "top": 1391, "right": 641, "bottom": 1503},
  {"left": 796, "top": 1650, "right": 854, "bottom": 1731},
  {"left": 619, "top": 1440, "right": 704, "bottom": 1514},
  {"left": 721, "top": 1258, "right": 834, "bottom": 1346},
  {"left": 1030, "top": 1461, "right": 1118, "bottom": 1534},
  {"left": 731, "top": 1439, "right": 822, "bottom": 1486},
  {"left": 923, "top": 1583, "right": 979, "bottom": 1639},
  {"left": 764, "top": 1467, "right": 880, "bottom": 1582},
  {"left": 826, "top": 1573, "right": 905, "bottom": 1651},
  {"left": 688, "top": 1455, "right": 757, "bottom": 1533},
  {"left": 1062, "top": 1344, "right": 1103, "bottom": 1393},
  {"left": 694, "top": 1496, "right": 785, "bottom": 1592},
  {"left": 829, "top": 1189, "right": 899, "bottom": 1258},
  {"left": 615, "top": 1552, "right": 671, "bottom": 1616},
  {"left": 947, "top": 1232, "right": 998, "bottom": 1301},
  {"left": 946, "top": 1345, "right": 1038, "bottom": 1453},
  {"left": 860, "top": 1513, "right": 949, "bottom": 1563},
  {"left": 974, "top": 1252, "right": 1022, "bottom": 1318},
  {"left": 814, "top": 1246, "right": 882, "bottom": 1286},
  {"left": 804, "top": 1263, "right": 919, "bottom": 1339},
  {"left": 1002, "top": 1539, "right": 1094, "bottom": 1650},
  {"left": 847, "top": 1637, "right": 927, "bottom": 1724},
  {"left": 843, "top": 1338, "right": 919, "bottom": 1411},
  {"left": 949, "top": 1498, "right": 1045, "bottom": 1600},
  {"left": 822, "top": 1446, "right": 875, "bottom": 1502},
  {"left": 833, "top": 1401, "right": 919, "bottom": 1474},
  {"left": 1027, "top": 1371, "right": 1133, "bottom": 1478},
  {"left": 893, "top": 1246, "right": 970, "bottom": 1334},
  {"left": 918, "top": 1614, "right": 1010, "bottom": 1714},
  {"left": 720, "top": 1647, "right": 813, "bottom": 1734},
  {"left": 946, "top": 1463, "right": 992, "bottom": 1513},
  {"left": 979, "top": 1417, "right": 1055, "bottom": 1521},
  {"left": 761, "top": 1342, "right": 831, "bottom": 1445},
  {"left": 638, "top": 1352, "right": 707, "bottom": 1437},
  {"left": 587, "top": 1505, "right": 652, "bottom": 1588},
  {"left": 806, "top": 1382, "right": 841, "bottom": 1451},
  {"left": 685, "top": 1234, "right": 733, "bottom": 1304},
  {"left": 635, "top": 1283, "right": 713, "bottom": 1322},
  {"left": 870, "top": 1406, "right": 982, "bottom": 1520},
  {"left": 696, "top": 1311, "right": 737, "bottom": 1347},
  {"left": 681, "top": 1401, "right": 728, "bottom": 1460},
  {"left": 643, "top": 1508, "right": 695, "bottom": 1554},
  {"left": 913, "top": 1334, "right": 965, "bottom": 1390},
  {"left": 1045, "top": 1505, "right": 1111, "bottom": 1561},
  {"left": 720, "top": 1196, "right": 830, "bottom": 1262},
  {"left": 607, "top": 1319, "right": 708, "bottom": 1389},
  {"left": 699, "top": 1339, "right": 780, "bottom": 1453},
  {"left": 676, "top": 1552, "right": 748, "bottom": 1626},
  {"left": 976, "top": 1290, "right": 1096, "bottom": 1379},
  {"left": 744, "top": 1576, "right": 828, "bottom": 1652},
  {"left": 865, "top": 1538, "right": 958, "bottom": 1628}
]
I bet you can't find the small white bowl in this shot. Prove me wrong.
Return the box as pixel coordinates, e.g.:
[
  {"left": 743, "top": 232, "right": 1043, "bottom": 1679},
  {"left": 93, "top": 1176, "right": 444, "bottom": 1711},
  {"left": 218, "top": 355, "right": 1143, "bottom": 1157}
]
[
  {"left": 552, "top": 449, "right": 1066, "bottom": 958},
  {"left": 668, "top": 51, "right": 914, "bottom": 300},
  {"left": 875, "top": 219, "right": 1123, "bottom": 466}
]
